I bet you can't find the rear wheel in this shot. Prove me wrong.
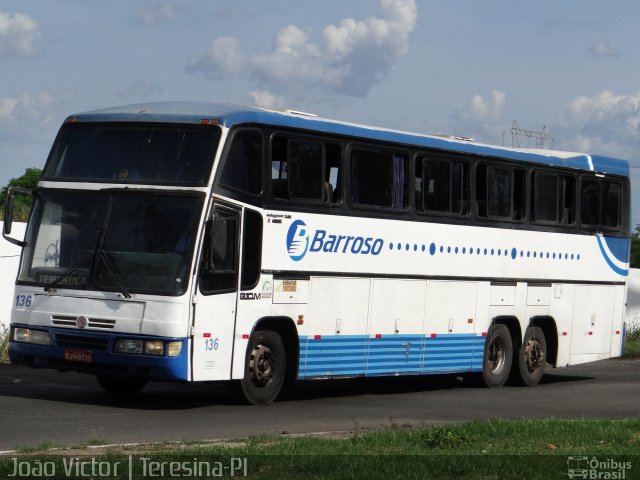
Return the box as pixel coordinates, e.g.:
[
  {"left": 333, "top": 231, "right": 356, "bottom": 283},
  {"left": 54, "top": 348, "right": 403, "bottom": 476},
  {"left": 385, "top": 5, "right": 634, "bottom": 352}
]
[
  {"left": 482, "top": 324, "right": 513, "bottom": 387},
  {"left": 240, "top": 330, "right": 286, "bottom": 405},
  {"left": 513, "top": 326, "right": 546, "bottom": 386},
  {"left": 95, "top": 375, "right": 148, "bottom": 394}
]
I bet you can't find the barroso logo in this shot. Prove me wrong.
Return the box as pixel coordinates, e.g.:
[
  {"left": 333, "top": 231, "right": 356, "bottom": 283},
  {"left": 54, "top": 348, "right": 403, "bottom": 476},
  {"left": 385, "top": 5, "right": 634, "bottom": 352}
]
[
  {"left": 287, "top": 220, "right": 309, "bottom": 261},
  {"left": 286, "top": 218, "right": 385, "bottom": 262}
]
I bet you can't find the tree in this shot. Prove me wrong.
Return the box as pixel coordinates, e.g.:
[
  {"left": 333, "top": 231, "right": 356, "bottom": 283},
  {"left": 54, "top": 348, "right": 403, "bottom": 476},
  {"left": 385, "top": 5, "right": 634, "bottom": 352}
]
[
  {"left": 631, "top": 225, "right": 640, "bottom": 269},
  {"left": 0, "top": 167, "right": 42, "bottom": 222}
]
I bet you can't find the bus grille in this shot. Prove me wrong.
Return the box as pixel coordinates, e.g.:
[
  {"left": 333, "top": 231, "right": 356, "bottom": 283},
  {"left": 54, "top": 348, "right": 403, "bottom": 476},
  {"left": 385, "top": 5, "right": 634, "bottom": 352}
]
[
  {"left": 52, "top": 315, "right": 116, "bottom": 329},
  {"left": 54, "top": 334, "right": 109, "bottom": 350}
]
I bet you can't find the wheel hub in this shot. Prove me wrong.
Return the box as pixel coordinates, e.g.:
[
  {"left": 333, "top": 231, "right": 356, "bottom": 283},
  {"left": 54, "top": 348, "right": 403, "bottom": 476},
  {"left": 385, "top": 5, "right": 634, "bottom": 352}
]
[
  {"left": 249, "top": 344, "right": 275, "bottom": 387},
  {"left": 524, "top": 337, "right": 544, "bottom": 373},
  {"left": 488, "top": 336, "right": 506, "bottom": 374}
]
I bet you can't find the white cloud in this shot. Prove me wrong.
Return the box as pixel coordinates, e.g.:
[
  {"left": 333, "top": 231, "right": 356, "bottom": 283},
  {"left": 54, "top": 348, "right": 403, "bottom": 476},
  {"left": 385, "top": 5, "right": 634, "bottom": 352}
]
[
  {"left": 186, "top": 36, "right": 245, "bottom": 80},
  {"left": 554, "top": 90, "right": 640, "bottom": 160},
  {"left": 0, "top": 11, "right": 40, "bottom": 59},
  {"left": 137, "top": 3, "right": 175, "bottom": 26},
  {"left": 0, "top": 92, "right": 56, "bottom": 128},
  {"left": 185, "top": 0, "right": 417, "bottom": 102},
  {"left": 0, "top": 92, "right": 58, "bottom": 184},
  {"left": 0, "top": 97, "right": 18, "bottom": 118},
  {"left": 247, "top": 90, "right": 285, "bottom": 109},
  {"left": 464, "top": 90, "right": 506, "bottom": 121},
  {"left": 448, "top": 90, "right": 507, "bottom": 143},
  {"left": 590, "top": 38, "right": 618, "bottom": 57}
]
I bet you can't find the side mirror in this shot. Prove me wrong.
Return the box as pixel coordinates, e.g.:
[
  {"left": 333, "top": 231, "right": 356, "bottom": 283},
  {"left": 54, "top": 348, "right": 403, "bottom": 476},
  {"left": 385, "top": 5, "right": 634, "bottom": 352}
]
[
  {"left": 3, "top": 193, "right": 14, "bottom": 234},
  {"left": 2, "top": 186, "right": 32, "bottom": 248}
]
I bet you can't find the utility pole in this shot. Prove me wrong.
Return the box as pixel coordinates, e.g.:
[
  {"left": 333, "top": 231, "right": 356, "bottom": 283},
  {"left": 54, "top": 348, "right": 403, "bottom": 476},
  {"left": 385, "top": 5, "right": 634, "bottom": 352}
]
[{"left": 503, "top": 121, "right": 553, "bottom": 149}]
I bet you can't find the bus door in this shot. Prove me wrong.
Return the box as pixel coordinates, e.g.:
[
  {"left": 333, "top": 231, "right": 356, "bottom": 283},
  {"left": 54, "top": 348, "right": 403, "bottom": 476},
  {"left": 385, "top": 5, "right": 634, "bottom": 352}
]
[{"left": 191, "top": 204, "right": 240, "bottom": 381}]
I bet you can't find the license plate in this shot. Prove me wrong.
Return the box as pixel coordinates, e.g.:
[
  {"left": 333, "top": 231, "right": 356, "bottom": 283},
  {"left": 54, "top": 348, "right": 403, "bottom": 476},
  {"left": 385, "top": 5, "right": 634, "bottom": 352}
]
[{"left": 64, "top": 349, "right": 93, "bottom": 363}]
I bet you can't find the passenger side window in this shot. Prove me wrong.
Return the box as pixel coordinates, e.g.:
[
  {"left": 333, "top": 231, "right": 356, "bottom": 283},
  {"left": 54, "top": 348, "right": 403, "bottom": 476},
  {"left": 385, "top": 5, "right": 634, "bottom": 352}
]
[
  {"left": 415, "top": 156, "right": 469, "bottom": 215},
  {"left": 531, "top": 172, "right": 576, "bottom": 225},
  {"left": 580, "top": 177, "right": 621, "bottom": 229},
  {"left": 476, "top": 164, "right": 525, "bottom": 221},
  {"left": 271, "top": 136, "right": 341, "bottom": 205},
  {"left": 349, "top": 148, "right": 408, "bottom": 209},
  {"left": 218, "top": 130, "right": 263, "bottom": 196}
]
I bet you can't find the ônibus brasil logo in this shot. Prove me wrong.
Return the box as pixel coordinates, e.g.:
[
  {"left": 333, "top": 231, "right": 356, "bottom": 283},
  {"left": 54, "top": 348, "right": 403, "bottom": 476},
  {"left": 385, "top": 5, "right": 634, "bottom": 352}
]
[{"left": 286, "top": 219, "right": 384, "bottom": 262}]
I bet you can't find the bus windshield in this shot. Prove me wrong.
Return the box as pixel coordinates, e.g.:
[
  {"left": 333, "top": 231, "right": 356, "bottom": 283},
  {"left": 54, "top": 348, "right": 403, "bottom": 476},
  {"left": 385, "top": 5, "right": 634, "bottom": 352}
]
[
  {"left": 18, "top": 190, "right": 203, "bottom": 295},
  {"left": 43, "top": 123, "right": 220, "bottom": 185}
]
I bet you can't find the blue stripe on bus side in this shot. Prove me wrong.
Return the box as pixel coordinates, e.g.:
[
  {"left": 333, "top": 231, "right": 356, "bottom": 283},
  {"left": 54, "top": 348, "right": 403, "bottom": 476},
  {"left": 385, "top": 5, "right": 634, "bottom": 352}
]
[
  {"left": 424, "top": 335, "right": 483, "bottom": 373},
  {"left": 367, "top": 335, "right": 423, "bottom": 375},
  {"left": 302, "top": 335, "right": 368, "bottom": 377},
  {"left": 298, "top": 333, "right": 485, "bottom": 378}
]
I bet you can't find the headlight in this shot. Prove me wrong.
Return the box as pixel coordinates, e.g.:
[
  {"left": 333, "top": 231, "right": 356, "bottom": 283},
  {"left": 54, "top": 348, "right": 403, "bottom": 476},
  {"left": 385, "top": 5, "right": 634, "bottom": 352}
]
[
  {"left": 114, "top": 339, "right": 143, "bottom": 354},
  {"left": 113, "top": 338, "right": 181, "bottom": 356},
  {"left": 13, "top": 328, "right": 51, "bottom": 345},
  {"left": 167, "top": 341, "right": 182, "bottom": 357},
  {"left": 13, "top": 328, "right": 30, "bottom": 343},
  {"left": 144, "top": 341, "right": 164, "bottom": 356}
]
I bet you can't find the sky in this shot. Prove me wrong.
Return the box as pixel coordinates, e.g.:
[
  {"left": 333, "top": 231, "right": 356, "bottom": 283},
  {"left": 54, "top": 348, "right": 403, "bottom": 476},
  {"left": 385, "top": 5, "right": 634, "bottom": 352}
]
[{"left": 1, "top": 0, "right": 640, "bottom": 226}]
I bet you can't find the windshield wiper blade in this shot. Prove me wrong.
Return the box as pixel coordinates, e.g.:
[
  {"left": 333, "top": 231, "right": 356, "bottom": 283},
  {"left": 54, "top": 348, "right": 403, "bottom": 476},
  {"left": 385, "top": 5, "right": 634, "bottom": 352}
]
[
  {"left": 44, "top": 256, "right": 90, "bottom": 292},
  {"left": 97, "top": 249, "right": 132, "bottom": 299}
]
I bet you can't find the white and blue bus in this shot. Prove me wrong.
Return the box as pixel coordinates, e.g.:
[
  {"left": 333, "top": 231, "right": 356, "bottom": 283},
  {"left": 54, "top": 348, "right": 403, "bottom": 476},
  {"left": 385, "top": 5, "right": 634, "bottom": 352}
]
[{"left": 3, "top": 102, "right": 630, "bottom": 404}]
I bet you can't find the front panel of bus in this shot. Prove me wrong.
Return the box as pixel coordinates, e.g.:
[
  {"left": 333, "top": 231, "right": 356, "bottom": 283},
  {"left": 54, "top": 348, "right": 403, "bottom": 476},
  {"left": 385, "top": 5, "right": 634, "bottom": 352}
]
[{"left": 8, "top": 121, "right": 221, "bottom": 382}]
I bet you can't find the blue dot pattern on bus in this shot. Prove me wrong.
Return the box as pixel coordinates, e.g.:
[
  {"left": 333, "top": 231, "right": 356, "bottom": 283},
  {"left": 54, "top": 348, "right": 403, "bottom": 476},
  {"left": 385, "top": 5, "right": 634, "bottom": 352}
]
[{"left": 390, "top": 240, "right": 581, "bottom": 261}]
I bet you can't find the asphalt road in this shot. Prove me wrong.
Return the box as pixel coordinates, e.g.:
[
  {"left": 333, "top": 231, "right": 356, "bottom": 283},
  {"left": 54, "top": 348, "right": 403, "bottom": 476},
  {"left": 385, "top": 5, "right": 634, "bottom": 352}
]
[{"left": 1, "top": 358, "right": 639, "bottom": 451}]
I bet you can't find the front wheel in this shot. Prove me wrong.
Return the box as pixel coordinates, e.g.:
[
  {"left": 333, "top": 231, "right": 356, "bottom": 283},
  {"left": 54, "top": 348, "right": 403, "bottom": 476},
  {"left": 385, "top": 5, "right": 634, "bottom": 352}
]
[
  {"left": 512, "top": 326, "right": 546, "bottom": 386},
  {"left": 240, "top": 330, "right": 286, "bottom": 405},
  {"left": 95, "top": 374, "right": 148, "bottom": 394},
  {"left": 482, "top": 324, "right": 513, "bottom": 387}
]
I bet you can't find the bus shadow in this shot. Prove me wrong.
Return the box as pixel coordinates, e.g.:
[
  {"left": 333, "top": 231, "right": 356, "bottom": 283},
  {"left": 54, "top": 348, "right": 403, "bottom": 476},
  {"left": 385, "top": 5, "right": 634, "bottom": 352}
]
[
  {"left": 283, "top": 374, "right": 470, "bottom": 401},
  {"left": 539, "top": 372, "right": 594, "bottom": 385},
  {"left": 279, "top": 370, "right": 595, "bottom": 402},
  {"left": 0, "top": 367, "right": 594, "bottom": 409}
]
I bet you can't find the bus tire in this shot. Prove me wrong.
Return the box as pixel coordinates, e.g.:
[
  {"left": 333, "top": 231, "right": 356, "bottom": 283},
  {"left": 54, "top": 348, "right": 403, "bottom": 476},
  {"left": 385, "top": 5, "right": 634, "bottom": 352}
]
[
  {"left": 95, "top": 374, "right": 148, "bottom": 394},
  {"left": 482, "top": 324, "right": 513, "bottom": 388},
  {"left": 240, "top": 330, "right": 286, "bottom": 405},
  {"left": 513, "top": 326, "right": 546, "bottom": 386}
]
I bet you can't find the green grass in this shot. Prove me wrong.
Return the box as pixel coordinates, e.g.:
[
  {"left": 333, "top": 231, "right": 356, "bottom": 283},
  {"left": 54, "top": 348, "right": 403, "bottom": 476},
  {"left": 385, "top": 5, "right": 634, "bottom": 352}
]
[
  {"left": 624, "top": 337, "right": 640, "bottom": 357},
  {"left": 0, "top": 324, "right": 8, "bottom": 364},
  {"left": 2, "top": 419, "right": 639, "bottom": 479},
  {"left": 624, "top": 317, "right": 640, "bottom": 357}
]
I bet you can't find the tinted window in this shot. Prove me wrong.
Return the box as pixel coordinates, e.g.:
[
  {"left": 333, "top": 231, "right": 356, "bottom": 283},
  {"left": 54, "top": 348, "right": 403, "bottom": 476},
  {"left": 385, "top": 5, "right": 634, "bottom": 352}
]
[
  {"left": 533, "top": 173, "right": 559, "bottom": 223},
  {"left": 416, "top": 156, "right": 469, "bottom": 215},
  {"left": 580, "top": 179, "right": 601, "bottom": 226},
  {"left": 580, "top": 177, "right": 621, "bottom": 229},
  {"left": 199, "top": 207, "right": 238, "bottom": 294},
  {"left": 18, "top": 191, "right": 202, "bottom": 295},
  {"left": 532, "top": 172, "right": 576, "bottom": 225},
  {"left": 350, "top": 149, "right": 407, "bottom": 209},
  {"left": 476, "top": 164, "right": 525, "bottom": 221},
  {"left": 271, "top": 136, "right": 341, "bottom": 205},
  {"left": 602, "top": 182, "right": 620, "bottom": 228},
  {"left": 241, "top": 209, "right": 263, "bottom": 290},
  {"left": 44, "top": 123, "right": 220, "bottom": 185},
  {"left": 288, "top": 140, "right": 324, "bottom": 200},
  {"left": 219, "top": 130, "right": 263, "bottom": 195}
]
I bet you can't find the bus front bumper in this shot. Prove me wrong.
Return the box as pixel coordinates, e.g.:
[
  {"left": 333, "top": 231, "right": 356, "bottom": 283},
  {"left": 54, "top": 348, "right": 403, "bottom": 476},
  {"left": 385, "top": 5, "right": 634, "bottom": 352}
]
[{"left": 8, "top": 325, "right": 189, "bottom": 381}]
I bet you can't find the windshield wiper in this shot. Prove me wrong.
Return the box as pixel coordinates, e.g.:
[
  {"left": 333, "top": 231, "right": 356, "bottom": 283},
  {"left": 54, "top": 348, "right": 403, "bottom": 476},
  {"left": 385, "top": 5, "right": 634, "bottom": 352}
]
[
  {"left": 44, "top": 256, "right": 90, "bottom": 293},
  {"left": 96, "top": 249, "right": 132, "bottom": 299}
]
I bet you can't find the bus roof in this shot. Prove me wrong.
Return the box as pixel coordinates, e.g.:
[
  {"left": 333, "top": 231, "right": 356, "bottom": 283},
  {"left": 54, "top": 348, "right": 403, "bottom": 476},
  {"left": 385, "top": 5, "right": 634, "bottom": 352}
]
[{"left": 71, "top": 101, "right": 629, "bottom": 177}]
